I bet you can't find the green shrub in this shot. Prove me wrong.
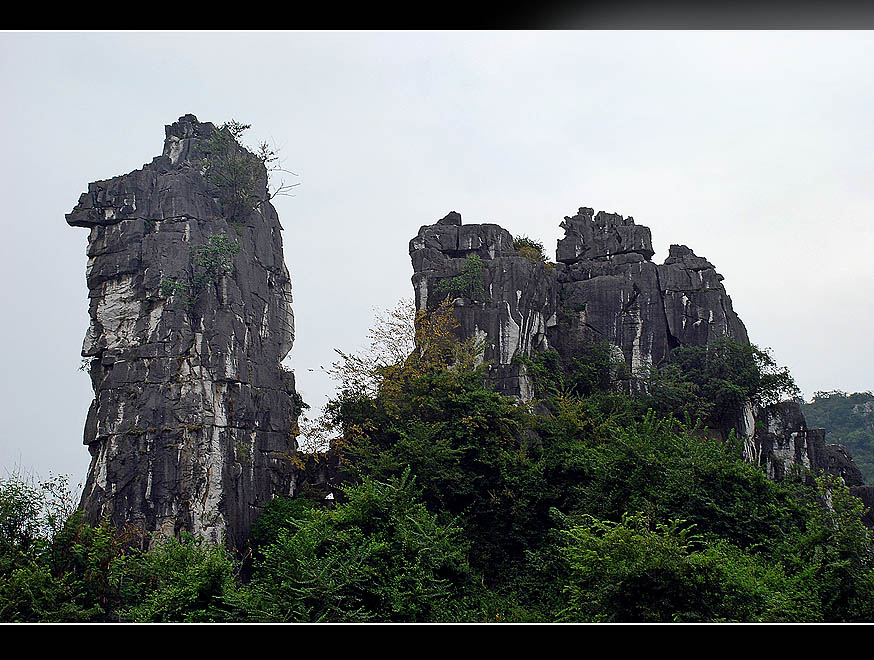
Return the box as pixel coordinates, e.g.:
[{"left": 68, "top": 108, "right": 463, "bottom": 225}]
[
  {"left": 645, "top": 337, "right": 801, "bottom": 429},
  {"left": 191, "top": 232, "right": 240, "bottom": 290},
  {"left": 513, "top": 235, "right": 548, "bottom": 264},
  {"left": 200, "top": 121, "right": 265, "bottom": 222},
  {"left": 118, "top": 533, "right": 246, "bottom": 623},
  {"left": 250, "top": 471, "right": 477, "bottom": 622},
  {"left": 519, "top": 344, "right": 631, "bottom": 400},
  {"left": 250, "top": 497, "right": 316, "bottom": 552},
  {"left": 435, "top": 254, "right": 485, "bottom": 300},
  {"left": 159, "top": 233, "right": 240, "bottom": 310},
  {"left": 559, "top": 512, "right": 819, "bottom": 622}
]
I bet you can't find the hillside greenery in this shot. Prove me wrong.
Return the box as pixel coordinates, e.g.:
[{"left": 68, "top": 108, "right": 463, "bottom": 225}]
[{"left": 2, "top": 304, "right": 872, "bottom": 622}]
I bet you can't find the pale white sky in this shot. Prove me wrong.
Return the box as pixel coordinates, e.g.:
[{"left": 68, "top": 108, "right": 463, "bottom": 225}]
[{"left": 1, "top": 31, "right": 872, "bottom": 486}]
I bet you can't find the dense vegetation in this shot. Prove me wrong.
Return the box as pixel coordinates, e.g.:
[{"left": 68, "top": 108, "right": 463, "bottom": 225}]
[
  {"left": 802, "top": 391, "right": 874, "bottom": 485},
  {"left": 2, "top": 302, "right": 872, "bottom": 623}
]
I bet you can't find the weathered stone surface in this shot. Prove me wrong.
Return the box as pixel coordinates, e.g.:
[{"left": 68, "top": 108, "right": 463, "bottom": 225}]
[
  {"left": 410, "top": 213, "right": 557, "bottom": 398},
  {"left": 410, "top": 207, "right": 751, "bottom": 396},
  {"left": 819, "top": 444, "right": 865, "bottom": 487},
  {"left": 409, "top": 206, "right": 868, "bottom": 490},
  {"left": 411, "top": 207, "right": 750, "bottom": 398},
  {"left": 68, "top": 114, "right": 300, "bottom": 549},
  {"left": 659, "top": 244, "right": 749, "bottom": 348},
  {"left": 552, "top": 258, "right": 671, "bottom": 376},
  {"left": 742, "top": 401, "right": 866, "bottom": 490},
  {"left": 557, "top": 207, "right": 654, "bottom": 263},
  {"left": 551, "top": 212, "right": 749, "bottom": 380},
  {"left": 744, "top": 401, "right": 819, "bottom": 481}
]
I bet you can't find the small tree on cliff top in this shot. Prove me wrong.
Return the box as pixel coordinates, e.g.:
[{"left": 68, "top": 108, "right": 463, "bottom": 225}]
[{"left": 200, "top": 120, "right": 298, "bottom": 221}]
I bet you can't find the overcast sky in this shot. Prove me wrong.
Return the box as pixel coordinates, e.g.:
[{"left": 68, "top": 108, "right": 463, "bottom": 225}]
[{"left": 1, "top": 30, "right": 872, "bottom": 487}]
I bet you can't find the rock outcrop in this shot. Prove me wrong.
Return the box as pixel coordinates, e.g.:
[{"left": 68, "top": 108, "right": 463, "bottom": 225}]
[
  {"left": 410, "top": 211, "right": 556, "bottom": 399},
  {"left": 67, "top": 114, "right": 300, "bottom": 549},
  {"left": 742, "top": 399, "right": 872, "bottom": 521},
  {"left": 409, "top": 207, "right": 867, "bottom": 491},
  {"left": 551, "top": 208, "right": 749, "bottom": 378},
  {"left": 744, "top": 401, "right": 863, "bottom": 484},
  {"left": 410, "top": 207, "right": 748, "bottom": 398}
]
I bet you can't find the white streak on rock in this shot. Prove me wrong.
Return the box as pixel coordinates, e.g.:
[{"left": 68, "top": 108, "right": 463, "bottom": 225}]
[
  {"left": 500, "top": 301, "right": 521, "bottom": 365},
  {"left": 96, "top": 276, "right": 140, "bottom": 350},
  {"left": 191, "top": 426, "right": 227, "bottom": 545},
  {"left": 148, "top": 300, "right": 165, "bottom": 339},
  {"left": 417, "top": 277, "right": 429, "bottom": 311}
]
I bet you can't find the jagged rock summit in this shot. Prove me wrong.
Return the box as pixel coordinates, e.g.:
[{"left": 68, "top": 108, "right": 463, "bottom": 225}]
[
  {"left": 67, "top": 114, "right": 300, "bottom": 549},
  {"left": 410, "top": 207, "right": 749, "bottom": 400},
  {"left": 410, "top": 207, "right": 869, "bottom": 496}
]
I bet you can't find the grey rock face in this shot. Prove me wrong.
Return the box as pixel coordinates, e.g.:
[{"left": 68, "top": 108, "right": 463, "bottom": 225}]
[
  {"left": 409, "top": 206, "right": 866, "bottom": 489},
  {"left": 550, "top": 211, "right": 749, "bottom": 376},
  {"left": 410, "top": 208, "right": 748, "bottom": 397},
  {"left": 742, "top": 400, "right": 867, "bottom": 493},
  {"left": 556, "top": 207, "right": 655, "bottom": 263},
  {"left": 553, "top": 256, "right": 671, "bottom": 377},
  {"left": 660, "top": 244, "right": 750, "bottom": 348},
  {"left": 744, "top": 401, "right": 824, "bottom": 481},
  {"left": 68, "top": 114, "right": 300, "bottom": 549},
  {"left": 410, "top": 212, "right": 557, "bottom": 398}
]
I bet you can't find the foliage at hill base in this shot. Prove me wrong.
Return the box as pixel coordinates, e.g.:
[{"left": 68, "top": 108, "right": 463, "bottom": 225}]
[{"left": 2, "top": 303, "right": 872, "bottom": 622}]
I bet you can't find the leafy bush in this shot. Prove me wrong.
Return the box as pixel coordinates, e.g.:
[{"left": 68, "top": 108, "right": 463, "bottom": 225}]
[
  {"left": 329, "top": 299, "right": 484, "bottom": 404},
  {"left": 200, "top": 120, "right": 298, "bottom": 222},
  {"left": 0, "top": 476, "right": 50, "bottom": 565},
  {"left": 0, "top": 473, "right": 79, "bottom": 569},
  {"left": 249, "top": 471, "right": 477, "bottom": 622},
  {"left": 191, "top": 232, "right": 240, "bottom": 290},
  {"left": 518, "top": 344, "right": 631, "bottom": 400},
  {"left": 435, "top": 254, "right": 486, "bottom": 300},
  {"left": 536, "top": 409, "right": 811, "bottom": 551},
  {"left": 779, "top": 475, "right": 874, "bottom": 621},
  {"left": 200, "top": 121, "right": 266, "bottom": 221},
  {"left": 560, "top": 512, "right": 818, "bottom": 622},
  {"left": 118, "top": 534, "right": 246, "bottom": 623},
  {"left": 159, "top": 233, "right": 240, "bottom": 310},
  {"left": 324, "top": 300, "right": 538, "bottom": 584},
  {"left": 250, "top": 497, "right": 316, "bottom": 552},
  {"left": 645, "top": 337, "right": 801, "bottom": 429},
  {"left": 513, "top": 235, "right": 548, "bottom": 264},
  {"left": 1, "top": 504, "right": 140, "bottom": 622}
]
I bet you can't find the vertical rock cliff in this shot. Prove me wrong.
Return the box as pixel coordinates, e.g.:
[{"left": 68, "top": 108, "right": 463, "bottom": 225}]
[
  {"left": 410, "top": 211, "right": 557, "bottom": 399},
  {"left": 67, "top": 114, "right": 300, "bottom": 549},
  {"left": 410, "top": 207, "right": 867, "bottom": 492},
  {"left": 551, "top": 208, "right": 749, "bottom": 379}
]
